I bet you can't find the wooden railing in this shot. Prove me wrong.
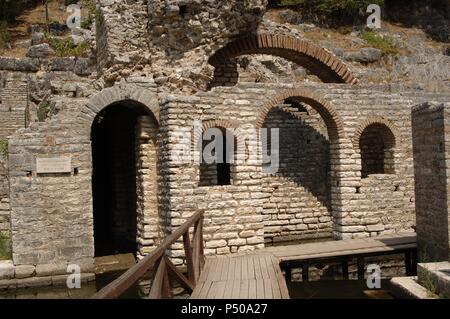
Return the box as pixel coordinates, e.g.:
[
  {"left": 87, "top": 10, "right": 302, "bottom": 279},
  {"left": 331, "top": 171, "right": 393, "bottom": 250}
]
[{"left": 91, "top": 210, "right": 205, "bottom": 299}]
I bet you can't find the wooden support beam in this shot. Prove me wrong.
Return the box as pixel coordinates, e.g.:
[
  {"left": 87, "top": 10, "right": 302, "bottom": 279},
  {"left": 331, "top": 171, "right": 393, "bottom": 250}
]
[
  {"left": 411, "top": 249, "right": 418, "bottom": 276},
  {"left": 285, "top": 267, "right": 292, "bottom": 282},
  {"left": 192, "top": 220, "right": 200, "bottom": 280},
  {"left": 165, "top": 256, "right": 194, "bottom": 293},
  {"left": 183, "top": 232, "right": 195, "bottom": 284},
  {"left": 405, "top": 251, "right": 412, "bottom": 276},
  {"left": 92, "top": 210, "right": 204, "bottom": 299},
  {"left": 149, "top": 257, "right": 166, "bottom": 299},
  {"left": 357, "top": 257, "right": 365, "bottom": 280},
  {"left": 302, "top": 263, "right": 309, "bottom": 282},
  {"left": 162, "top": 258, "right": 173, "bottom": 299},
  {"left": 342, "top": 260, "right": 349, "bottom": 280}
]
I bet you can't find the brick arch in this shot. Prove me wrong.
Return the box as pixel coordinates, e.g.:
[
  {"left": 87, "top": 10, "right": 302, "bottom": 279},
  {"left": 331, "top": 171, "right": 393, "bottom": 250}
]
[
  {"left": 192, "top": 119, "right": 242, "bottom": 144},
  {"left": 255, "top": 88, "right": 345, "bottom": 143},
  {"left": 78, "top": 84, "right": 160, "bottom": 135},
  {"left": 209, "top": 33, "right": 357, "bottom": 84},
  {"left": 352, "top": 117, "right": 400, "bottom": 149}
]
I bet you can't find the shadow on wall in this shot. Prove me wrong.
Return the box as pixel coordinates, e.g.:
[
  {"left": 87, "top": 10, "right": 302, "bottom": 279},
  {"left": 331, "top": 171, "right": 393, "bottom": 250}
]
[{"left": 262, "top": 105, "right": 331, "bottom": 210}]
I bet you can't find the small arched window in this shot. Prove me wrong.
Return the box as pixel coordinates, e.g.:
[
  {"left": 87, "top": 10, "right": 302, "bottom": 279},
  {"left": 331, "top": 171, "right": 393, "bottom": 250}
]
[
  {"left": 199, "top": 127, "right": 236, "bottom": 186},
  {"left": 359, "top": 123, "right": 396, "bottom": 178}
]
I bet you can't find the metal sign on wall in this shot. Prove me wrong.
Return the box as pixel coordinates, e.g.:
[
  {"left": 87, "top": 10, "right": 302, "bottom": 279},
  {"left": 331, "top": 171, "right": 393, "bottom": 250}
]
[{"left": 36, "top": 157, "right": 72, "bottom": 174}]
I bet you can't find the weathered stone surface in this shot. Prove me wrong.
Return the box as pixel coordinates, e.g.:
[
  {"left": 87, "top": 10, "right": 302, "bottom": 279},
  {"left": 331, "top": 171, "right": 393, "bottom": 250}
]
[
  {"left": 0, "top": 0, "right": 448, "bottom": 289},
  {"left": 51, "top": 273, "right": 95, "bottom": 286},
  {"left": 16, "top": 276, "right": 52, "bottom": 288},
  {"left": 412, "top": 102, "right": 450, "bottom": 262},
  {"left": 35, "top": 263, "right": 67, "bottom": 277},
  {"left": 26, "top": 44, "right": 55, "bottom": 58},
  {"left": 390, "top": 277, "right": 435, "bottom": 299},
  {"left": 14, "top": 265, "right": 35, "bottom": 279},
  {"left": 344, "top": 48, "right": 382, "bottom": 63},
  {"left": 0, "top": 278, "right": 17, "bottom": 290},
  {"left": 0, "top": 57, "right": 40, "bottom": 71},
  {"left": 31, "top": 32, "right": 44, "bottom": 45},
  {"left": 0, "top": 260, "right": 14, "bottom": 280}
]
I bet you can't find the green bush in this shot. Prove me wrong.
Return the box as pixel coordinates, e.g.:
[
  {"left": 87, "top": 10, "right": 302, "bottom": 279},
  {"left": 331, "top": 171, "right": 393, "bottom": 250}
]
[
  {"left": 81, "top": 15, "right": 93, "bottom": 29},
  {"left": 0, "top": 139, "right": 7, "bottom": 160},
  {"left": 362, "top": 31, "right": 398, "bottom": 56},
  {"left": 83, "top": 0, "right": 103, "bottom": 25},
  {"left": 37, "top": 100, "right": 52, "bottom": 122},
  {"left": 44, "top": 34, "right": 88, "bottom": 57}
]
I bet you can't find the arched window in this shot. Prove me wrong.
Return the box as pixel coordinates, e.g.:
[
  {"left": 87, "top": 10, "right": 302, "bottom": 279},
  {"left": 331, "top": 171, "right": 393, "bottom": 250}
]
[
  {"left": 199, "top": 127, "right": 236, "bottom": 186},
  {"left": 359, "top": 123, "right": 396, "bottom": 178}
]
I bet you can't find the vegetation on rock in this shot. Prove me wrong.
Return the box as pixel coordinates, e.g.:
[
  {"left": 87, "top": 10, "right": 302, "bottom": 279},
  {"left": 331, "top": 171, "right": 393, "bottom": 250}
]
[
  {"left": 44, "top": 33, "right": 88, "bottom": 57},
  {"left": 0, "top": 233, "right": 10, "bottom": 260},
  {"left": 362, "top": 31, "right": 398, "bottom": 56},
  {"left": 0, "top": 139, "right": 7, "bottom": 160}
]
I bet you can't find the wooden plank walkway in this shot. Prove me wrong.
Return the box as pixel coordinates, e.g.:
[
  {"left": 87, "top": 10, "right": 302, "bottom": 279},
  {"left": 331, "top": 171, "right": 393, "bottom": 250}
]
[
  {"left": 191, "top": 233, "right": 417, "bottom": 299},
  {"left": 190, "top": 253, "right": 290, "bottom": 299},
  {"left": 263, "top": 232, "right": 417, "bottom": 262}
]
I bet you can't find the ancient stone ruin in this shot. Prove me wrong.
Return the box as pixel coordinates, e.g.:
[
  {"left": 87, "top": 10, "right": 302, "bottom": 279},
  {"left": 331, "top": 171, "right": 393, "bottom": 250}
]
[{"left": 0, "top": 0, "right": 449, "bottom": 292}]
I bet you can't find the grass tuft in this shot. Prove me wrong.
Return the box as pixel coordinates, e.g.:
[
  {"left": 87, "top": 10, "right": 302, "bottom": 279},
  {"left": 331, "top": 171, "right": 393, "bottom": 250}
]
[
  {"left": 362, "top": 31, "right": 399, "bottom": 56},
  {"left": 0, "top": 139, "right": 8, "bottom": 160}
]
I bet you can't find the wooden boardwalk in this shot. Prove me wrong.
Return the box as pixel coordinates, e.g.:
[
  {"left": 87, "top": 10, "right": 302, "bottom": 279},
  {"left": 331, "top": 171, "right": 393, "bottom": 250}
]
[
  {"left": 191, "top": 233, "right": 417, "bottom": 299},
  {"left": 190, "top": 253, "right": 290, "bottom": 299},
  {"left": 263, "top": 232, "right": 417, "bottom": 262}
]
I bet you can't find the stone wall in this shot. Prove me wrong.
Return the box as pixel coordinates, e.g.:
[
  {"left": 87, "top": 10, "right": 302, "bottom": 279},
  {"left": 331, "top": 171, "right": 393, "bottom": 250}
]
[
  {"left": 262, "top": 104, "right": 332, "bottom": 244},
  {"left": 96, "top": 0, "right": 151, "bottom": 84},
  {"left": 6, "top": 80, "right": 158, "bottom": 277},
  {"left": 0, "top": 156, "right": 11, "bottom": 254},
  {"left": 0, "top": 79, "right": 28, "bottom": 140},
  {"left": 9, "top": 82, "right": 449, "bottom": 269},
  {"left": 412, "top": 102, "right": 450, "bottom": 262},
  {"left": 135, "top": 115, "right": 160, "bottom": 258},
  {"left": 158, "top": 83, "right": 447, "bottom": 265},
  {"left": 2, "top": 78, "right": 449, "bottom": 272}
]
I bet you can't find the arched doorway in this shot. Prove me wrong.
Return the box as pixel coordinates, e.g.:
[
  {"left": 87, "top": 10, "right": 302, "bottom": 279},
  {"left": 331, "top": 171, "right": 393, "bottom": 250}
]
[
  {"left": 257, "top": 90, "right": 345, "bottom": 242},
  {"left": 91, "top": 101, "right": 159, "bottom": 257}
]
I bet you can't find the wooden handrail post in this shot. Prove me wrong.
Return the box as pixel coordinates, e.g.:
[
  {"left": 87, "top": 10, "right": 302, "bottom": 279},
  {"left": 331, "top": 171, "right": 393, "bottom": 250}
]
[
  {"left": 162, "top": 256, "right": 173, "bottom": 299},
  {"left": 199, "top": 217, "right": 205, "bottom": 268},
  {"left": 192, "top": 218, "right": 202, "bottom": 281},
  {"left": 183, "top": 231, "right": 195, "bottom": 284},
  {"left": 91, "top": 210, "right": 204, "bottom": 299},
  {"left": 149, "top": 257, "right": 166, "bottom": 299}
]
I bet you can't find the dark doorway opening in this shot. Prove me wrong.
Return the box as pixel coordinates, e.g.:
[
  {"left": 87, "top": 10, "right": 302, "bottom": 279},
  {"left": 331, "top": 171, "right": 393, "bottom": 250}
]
[{"left": 91, "top": 102, "right": 148, "bottom": 257}]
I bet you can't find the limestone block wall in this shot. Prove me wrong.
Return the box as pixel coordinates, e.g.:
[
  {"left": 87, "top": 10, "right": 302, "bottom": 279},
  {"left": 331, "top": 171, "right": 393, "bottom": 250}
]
[
  {"left": 262, "top": 106, "right": 332, "bottom": 244},
  {"left": 96, "top": 0, "right": 151, "bottom": 79},
  {"left": 321, "top": 88, "right": 418, "bottom": 238},
  {"left": 159, "top": 83, "right": 447, "bottom": 265},
  {"left": 159, "top": 96, "right": 266, "bottom": 265},
  {"left": 0, "top": 79, "right": 28, "bottom": 140},
  {"left": 412, "top": 102, "right": 450, "bottom": 262},
  {"left": 5, "top": 80, "right": 450, "bottom": 272},
  {"left": 135, "top": 115, "right": 161, "bottom": 257},
  {"left": 6, "top": 81, "right": 159, "bottom": 279},
  {"left": 0, "top": 157, "right": 11, "bottom": 251},
  {"left": 8, "top": 117, "right": 94, "bottom": 267}
]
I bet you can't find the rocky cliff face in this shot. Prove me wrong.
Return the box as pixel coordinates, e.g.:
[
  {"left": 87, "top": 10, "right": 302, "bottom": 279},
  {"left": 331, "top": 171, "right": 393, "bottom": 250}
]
[
  {"left": 235, "top": 8, "right": 450, "bottom": 93},
  {"left": 94, "top": 1, "right": 449, "bottom": 93}
]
